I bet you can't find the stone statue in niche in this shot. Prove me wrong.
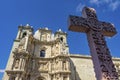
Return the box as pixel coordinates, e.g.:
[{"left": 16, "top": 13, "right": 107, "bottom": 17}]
[
  {"left": 63, "top": 61, "right": 67, "bottom": 70},
  {"left": 51, "top": 62, "right": 54, "bottom": 70},
  {"left": 51, "top": 46, "right": 55, "bottom": 56},
  {"left": 39, "top": 64, "right": 44, "bottom": 70},
  {"left": 14, "top": 59, "right": 20, "bottom": 69},
  {"left": 44, "top": 63, "right": 48, "bottom": 70},
  {"left": 56, "top": 61, "right": 59, "bottom": 70},
  {"left": 55, "top": 44, "right": 59, "bottom": 54}
]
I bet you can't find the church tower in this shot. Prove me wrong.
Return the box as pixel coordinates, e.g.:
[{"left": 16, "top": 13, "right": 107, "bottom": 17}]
[
  {"left": 3, "top": 25, "right": 71, "bottom": 80},
  {"left": 3, "top": 24, "right": 34, "bottom": 80}
]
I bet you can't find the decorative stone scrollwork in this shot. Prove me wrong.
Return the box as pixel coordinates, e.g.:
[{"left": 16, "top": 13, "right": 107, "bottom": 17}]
[
  {"left": 67, "top": 6, "right": 120, "bottom": 80},
  {"left": 101, "top": 22, "right": 116, "bottom": 32},
  {"left": 70, "top": 15, "right": 89, "bottom": 28},
  {"left": 39, "top": 62, "right": 48, "bottom": 71},
  {"left": 83, "top": 7, "right": 97, "bottom": 19}
]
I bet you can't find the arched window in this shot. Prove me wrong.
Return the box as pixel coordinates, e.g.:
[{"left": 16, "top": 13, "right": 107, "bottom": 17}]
[
  {"left": 22, "top": 32, "right": 27, "bottom": 38},
  {"left": 40, "top": 50, "right": 45, "bottom": 57},
  {"left": 60, "top": 37, "right": 63, "bottom": 42}
]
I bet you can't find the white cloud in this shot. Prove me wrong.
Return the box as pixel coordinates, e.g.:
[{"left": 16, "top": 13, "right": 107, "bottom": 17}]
[
  {"left": 90, "top": 0, "right": 100, "bottom": 5},
  {"left": 109, "top": 1, "right": 120, "bottom": 11},
  {"left": 104, "top": 0, "right": 111, "bottom": 3},
  {"left": 90, "top": 0, "right": 112, "bottom": 5},
  {"left": 0, "top": 69, "right": 5, "bottom": 73},
  {"left": 89, "top": 0, "right": 120, "bottom": 11},
  {"left": 76, "top": 3, "right": 85, "bottom": 12}
]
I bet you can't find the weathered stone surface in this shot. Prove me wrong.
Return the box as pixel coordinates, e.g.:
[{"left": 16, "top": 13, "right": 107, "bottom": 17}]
[
  {"left": 3, "top": 25, "right": 120, "bottom": 80},
  {"left": 68, "top": 6, "right": 118, "bottom": 80}
]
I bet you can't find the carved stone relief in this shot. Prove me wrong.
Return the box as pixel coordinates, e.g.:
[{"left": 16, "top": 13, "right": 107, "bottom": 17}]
[
  {"left": 63, "top": 61, "right": 67, "bottom": 70},
  {"left": 39, "top": 62, "right": 48, "bottom": 71},
  {"left": 14, "top": 59, "right": 20, "bottom": 69},
  {"left": 69, "top": 6, "right": 118, "bottom": 80},
  {"left": 91, "top": 30, "right": 118, "bottom": 79}
]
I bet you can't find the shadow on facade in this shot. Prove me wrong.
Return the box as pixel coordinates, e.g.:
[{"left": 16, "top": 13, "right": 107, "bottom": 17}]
[{"left": 70, "top": 59, "right": 81, "bottom": 80}]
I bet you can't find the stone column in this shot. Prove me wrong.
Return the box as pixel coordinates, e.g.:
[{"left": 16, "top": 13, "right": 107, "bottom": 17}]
[
  {"left": 21, "top": 58, "right": 26, "bottom": 70},
  {"left": 18, "top": 58, "right": 22, "bottom": 70},
  {"left": 66, "top": 60, "right": 69, "bottom": 71},
  {"left": 60, "top": 60, "right": 63, "bottom": 71}
]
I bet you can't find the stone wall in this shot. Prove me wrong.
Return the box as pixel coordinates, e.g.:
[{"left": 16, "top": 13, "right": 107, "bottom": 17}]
[{"left": 70, "top": 54, "right": 120, "bottom": 80}]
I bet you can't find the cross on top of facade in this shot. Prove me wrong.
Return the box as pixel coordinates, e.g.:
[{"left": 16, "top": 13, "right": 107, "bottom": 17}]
[{"left": 69, "top": 6, "right": 117, "bottom": 37}]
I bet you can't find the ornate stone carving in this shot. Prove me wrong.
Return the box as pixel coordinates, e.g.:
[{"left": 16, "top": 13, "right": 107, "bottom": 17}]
[
  {"left": 63, "top": 61, "right": 67, "bottom": 70},
  {"left": 68, "top": 6, "right": 118, "bottom": 80},
  {"left": 14, "top": 59, "right": 20, "bottom": 69}
]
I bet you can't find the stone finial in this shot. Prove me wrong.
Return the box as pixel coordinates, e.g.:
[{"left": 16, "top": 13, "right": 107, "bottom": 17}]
[
  {"left": 58, "top": 29, "right": 62, "bottom": 32},
  {"left": 26, "top": 24, "right": 30, "bottom": 26},
  {"left": 45, "top": 27, "right": 48, "bottom": 30}
]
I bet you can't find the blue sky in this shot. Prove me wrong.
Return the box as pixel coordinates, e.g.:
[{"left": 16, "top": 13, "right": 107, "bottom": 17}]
[{"left": 0, "top": 0, "right": 120, "bottom": 79}]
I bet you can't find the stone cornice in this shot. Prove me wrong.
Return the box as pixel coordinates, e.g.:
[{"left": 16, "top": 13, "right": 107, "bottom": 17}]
[
  {"left": 55, "top": 31, "right": 67, "bottom": 36},
  {"left": 69, "top": 54, "right": 91, "bottom": 59},
  {"left": 14, "top": 39, "right": 20, "bottom": 42},
  {"left": 39, "top": 28, "right": 52, "bottom": 33},
  {"left": 33, "top": 38, "right": 61, "bottom": 45},
  {"left": 33, "top": 54, "right": 69, "bottom": 60},
  {"left": 6, "top": 70, "right": 24, "bottom": 74},
  {"left": 18, "top": 25, "right": 34, "bottom": 32},
  {"left": 69, "top": 54, "right": 120, "bottom": 61},
  {"left": 49, "top": 71, "right": 71, "bottom": 75}
]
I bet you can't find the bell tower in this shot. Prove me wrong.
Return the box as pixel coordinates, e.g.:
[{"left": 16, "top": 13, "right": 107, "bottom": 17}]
[
  {"left": 16, "top": 24, "right": 33, "bottom": 40},
  {"left": 3, "top": 24, "right": 34, "bottom": 80},
  {"left": 54, "top": 29, "right": 69, "bottom": 55}
]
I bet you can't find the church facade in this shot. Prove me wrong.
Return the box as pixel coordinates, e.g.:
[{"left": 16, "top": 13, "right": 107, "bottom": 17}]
[{"left": 3, "top": 25, "right": 120, "bottom": 80}]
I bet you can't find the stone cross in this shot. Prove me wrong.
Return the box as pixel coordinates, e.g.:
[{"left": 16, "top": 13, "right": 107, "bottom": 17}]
[{"left": 68, "top": 7, "right": 118, "bottom": 80}]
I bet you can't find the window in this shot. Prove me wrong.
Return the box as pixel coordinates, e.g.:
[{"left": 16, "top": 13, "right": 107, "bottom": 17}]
[
  {"left": 40, "top": 50, "right": 45, "bottom": 57},
  {"left": 60, "top": 37, "right": 63, "bottom": 42},
  {"left": 22, "top": 32, "right": 27, "bottom": 38}
]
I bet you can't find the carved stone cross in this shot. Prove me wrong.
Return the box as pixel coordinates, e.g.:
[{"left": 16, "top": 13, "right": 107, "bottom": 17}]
[{"left": 68, "top": 7, "right": 118, "bottom": 80}]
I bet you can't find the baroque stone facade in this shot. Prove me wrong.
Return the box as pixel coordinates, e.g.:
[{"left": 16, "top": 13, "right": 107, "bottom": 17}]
[
  {"left": 2, "top": 25, "right": 120, "bottom": 80},
  {"left": 3, "top": 25, "right": 70, "bottom": 80}
]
